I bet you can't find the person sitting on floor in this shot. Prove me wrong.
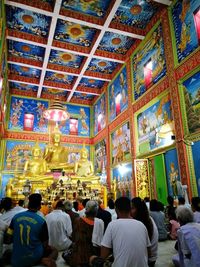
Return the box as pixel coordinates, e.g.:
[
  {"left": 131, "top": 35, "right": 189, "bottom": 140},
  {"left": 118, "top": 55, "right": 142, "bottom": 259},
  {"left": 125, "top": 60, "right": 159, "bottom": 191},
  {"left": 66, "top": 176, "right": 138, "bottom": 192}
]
[
  {"left": 4, "top": 193, "right": 57, "bottom": 267},
  {"left": 46, "top": 200, "right": 72, "bottom": 252},
  {"left": 168, "top": 208, "right": 180, "bottom": 240},
  {"left": 62, "top": 200, "right": 104, "bottom": 267},
  {"left": 131, "top": 197, "right": 158, "bottom": 267},
  {"left": 191, "top": 197, "right": 200, "bottom": 223},
  {"left": 150, "top": 199, "right": 168, "bottom": 241},
  {"left": 101, "top": 197, "right": 151, "bottom": 267},
  {"left": 172, "top": 206, "right": 200, "bottom": 267}
]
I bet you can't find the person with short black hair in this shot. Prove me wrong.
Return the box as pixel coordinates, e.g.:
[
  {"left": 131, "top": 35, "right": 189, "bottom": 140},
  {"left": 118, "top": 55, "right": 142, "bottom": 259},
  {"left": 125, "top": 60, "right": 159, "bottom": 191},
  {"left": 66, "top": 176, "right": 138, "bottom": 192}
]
[
  {"left": 105, "top": 199, "right": 117, "bottom": 220},
  {"left": 46, "top": 200, "right": 72, "bottom": 251},
  {"left": 101, "top": 197, "right": 151, "bottom": 267},
  {"left": 0, "top": 197, "right": 24, "bottom": 225},
  {"left": 150, "top": 199, "right": 167, "bottom": 241},
  {"left": 5, "top": 193, "right": 57, "bottom": 267}
]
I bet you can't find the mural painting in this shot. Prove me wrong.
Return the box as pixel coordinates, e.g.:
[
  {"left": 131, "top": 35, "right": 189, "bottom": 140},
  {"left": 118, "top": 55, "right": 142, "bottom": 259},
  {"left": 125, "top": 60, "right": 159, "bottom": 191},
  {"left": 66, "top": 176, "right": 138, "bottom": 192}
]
[
  {"left": 8, "top": 96, "right": 48, "bottom": 133},
  {"left": 113, "top": 0, "right": 160, "bottom": 29},
  {"left": 136, "top": 93, "right": 174, "bottom": 155},
  {"left": 6, "top": 5, "right": 51, "bottom": 38},
  {"left": 4, "top": 140, "right": 46, "bottom": 172},
  {"left": 134, "top": 159, "right": 150, "bottom": 199},
  {"left": 71, "top": 92, "right": 95, "bottom": 101},
  {"left": 182, "top": 70, "right": 200, "bottom": 134},
  {"left": 54, "top": 20, "right": 98, "bottom": 48},
  {"left": 132, "top": 24, "right": 166, "bottom": 100},
  {"left": 0, "top": 174, "right": 15, "bottom": 198},
  {"left": 64, "top": 143, "right": 90, "bottom": 164},
  {"left": 97, "top": 32, "right": 135, "bottom": 55},
  {"left": 164, "top": 148, "right": 185, "bottom": 198},
  {"left": 44, "top": 71, "right": 75, "bottom": 85},
  {"left": 87, "top": 58, "right": 119, "bottom": 74},
  {"left": 41, "top": 88, "right": 68, "bottom": 100},
  {"left": 192, "top": 140, "right": 200, "bottom": 196},
  {"left": 112, "top": 163, "right": 133, "bottom": 199},
  {"left": 10, "top": 82, "right": 38, "bottom": 97},
  {"left": 8, "top": 40, "right": 45, "bottom": 62},
  {"left": 79, "top": 78, "right": 105, "bottom": 89},
  {"left": 58, "top": 104, "right": 90, "bottom": 137},
  {"left": 171, "top": 0, "right": 200, "bottom": 64},
  {"left": 61, "top": 0, "right": 111, "bottom": 19},
  {"left": 109, "top": 66, "right": 128, "bottom": 122},
  {"left": 49, "top": 50, "right": 84, "bottom": 69},
  {"left": 9, "top": 63, "right": 41, "bottom": 79},
  {"left": 94, "top": 139, "right": 106, "bottom": 175},
  {"left": 94, "top": 93, "right": 106, "bottom": 136},
  {"left": 111, "top": 121, "right": 131, "bottom": 165}
]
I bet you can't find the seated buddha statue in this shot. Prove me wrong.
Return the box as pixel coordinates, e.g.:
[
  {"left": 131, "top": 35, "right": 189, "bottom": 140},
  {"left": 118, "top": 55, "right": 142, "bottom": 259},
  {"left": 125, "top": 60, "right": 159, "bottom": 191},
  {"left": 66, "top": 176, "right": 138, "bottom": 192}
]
[
  {"left": 43, "top": 125, "right": 72, "bottom": 171},
  {"left": 12, "top": 142, "right": 54, "bottom": 195},
  {"left": 72, "top": 144, "right": 99, "bottom": 183},
  {"left": 18, "top": 142, "right": 53, "bottom": 183}
]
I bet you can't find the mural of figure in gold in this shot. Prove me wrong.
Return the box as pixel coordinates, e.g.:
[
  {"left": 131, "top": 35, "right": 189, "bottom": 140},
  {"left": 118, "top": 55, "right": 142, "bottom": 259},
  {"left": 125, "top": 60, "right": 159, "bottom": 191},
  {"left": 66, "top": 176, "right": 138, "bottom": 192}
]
[{"left": 169, "top": 162, "right": 183, "bottom": 197}]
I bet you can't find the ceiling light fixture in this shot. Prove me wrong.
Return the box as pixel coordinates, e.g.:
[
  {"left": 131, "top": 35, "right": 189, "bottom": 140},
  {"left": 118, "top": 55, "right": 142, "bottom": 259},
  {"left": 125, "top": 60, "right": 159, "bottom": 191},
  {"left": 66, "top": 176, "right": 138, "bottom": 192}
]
[{"left": 43, "top": 98, "right": 70, "bottom": 122}]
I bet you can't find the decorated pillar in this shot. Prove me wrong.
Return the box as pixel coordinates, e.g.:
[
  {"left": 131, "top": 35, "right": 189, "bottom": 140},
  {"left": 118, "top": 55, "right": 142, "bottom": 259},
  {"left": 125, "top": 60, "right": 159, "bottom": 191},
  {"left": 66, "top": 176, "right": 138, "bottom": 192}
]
[{"left": 162, "top": 10, "right": 192, "bottom": 198}]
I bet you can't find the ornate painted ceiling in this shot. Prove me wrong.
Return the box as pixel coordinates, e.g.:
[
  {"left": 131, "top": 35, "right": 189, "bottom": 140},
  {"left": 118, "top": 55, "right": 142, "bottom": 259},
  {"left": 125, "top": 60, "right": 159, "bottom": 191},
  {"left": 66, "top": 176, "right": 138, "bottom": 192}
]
[{"left": 6, "top": 0, "right": 169, "bottom": 105}]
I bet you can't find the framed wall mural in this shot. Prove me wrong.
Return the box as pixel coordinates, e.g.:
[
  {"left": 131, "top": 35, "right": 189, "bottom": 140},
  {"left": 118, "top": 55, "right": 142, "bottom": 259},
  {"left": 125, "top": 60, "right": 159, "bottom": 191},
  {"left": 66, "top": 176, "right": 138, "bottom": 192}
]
[
  {"left": 171, "top": 0, "right": 200, "bottom": 65},
  {"left": 111, "top": 121, "right": 131, "bottom": 166},
  {"left": 0, "top": 174, "right": 14, "bottom": 198},
  {"left": 64, "top": 143, "right": 90, "bottom": 164},
  {"left": 135, "top": 92, "right": 175, "bottom": 155},
  {"left": 8, "top": 96, "right": 48, "bottom": 133},
  {"left": 94, "top": 139, "right": 107, "bottom": 175},
  {"left": 58, "top": 104, "right": 90, "bottom": 137},
  {"left": 112, "top": 162, "right": 133, "bottom": 199},
  {"left": 192, "top": 140, "right": 200, "bottom": 196},
  {"left": 4, "top": 140, "right": 46, "bottom": 172},
  {"left": 164, "top": 148, "right": 183, "bottom": 198},
  {"left": 180, "top": 70, "right": 200, "bottom": 134},
  {"left": 132, "top": 23, "right": 166, "bottom": 101},
  {"left": 108, "top": 66, "right": 128, "bottom": 122},
  {"left": 94, "top": 93, "right": 106, "bottom": 136}
]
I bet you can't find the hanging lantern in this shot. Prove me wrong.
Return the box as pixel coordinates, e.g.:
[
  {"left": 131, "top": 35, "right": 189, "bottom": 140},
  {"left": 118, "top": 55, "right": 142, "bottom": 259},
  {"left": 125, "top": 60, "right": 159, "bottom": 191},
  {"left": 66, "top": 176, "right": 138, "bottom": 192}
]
[{"left": 43, "top": 99, "right": 70, "bottom": 122}]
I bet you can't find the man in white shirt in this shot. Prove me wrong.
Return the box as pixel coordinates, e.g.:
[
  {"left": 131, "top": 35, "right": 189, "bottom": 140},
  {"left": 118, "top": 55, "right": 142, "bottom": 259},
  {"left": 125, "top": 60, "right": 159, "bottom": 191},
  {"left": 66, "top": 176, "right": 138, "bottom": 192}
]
[
  {"left": 46, "top": 200, "right": 72, "bottom": 251},
  {"left": 101, "top": 197, "right": 151, "bottom": 267},
  {"left": 0, "top": 197, "right": 24, "bottom": 225}
]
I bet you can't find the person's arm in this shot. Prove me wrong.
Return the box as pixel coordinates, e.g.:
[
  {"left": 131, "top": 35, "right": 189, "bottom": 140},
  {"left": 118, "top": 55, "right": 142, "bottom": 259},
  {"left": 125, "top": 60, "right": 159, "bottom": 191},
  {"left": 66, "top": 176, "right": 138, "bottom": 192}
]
[
  {"left": 100, "top": 223, "right": 113, "bottom": 259},
  {"left": 4, "top": 219, "right": 14, "bottom": 244},
  {"left": 101, "top": 246, "right": 112, "bottom": 259}
]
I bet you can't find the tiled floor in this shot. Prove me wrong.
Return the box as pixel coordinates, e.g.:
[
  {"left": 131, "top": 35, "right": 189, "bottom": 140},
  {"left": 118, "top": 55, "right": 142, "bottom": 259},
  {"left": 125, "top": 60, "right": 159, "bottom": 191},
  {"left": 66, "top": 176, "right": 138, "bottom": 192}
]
[
  {"left": 56, "top": 240, "right": 177, "bottom": 267},
  {"left": 155, "top": 240, "right": 176, "bottom": 267}
]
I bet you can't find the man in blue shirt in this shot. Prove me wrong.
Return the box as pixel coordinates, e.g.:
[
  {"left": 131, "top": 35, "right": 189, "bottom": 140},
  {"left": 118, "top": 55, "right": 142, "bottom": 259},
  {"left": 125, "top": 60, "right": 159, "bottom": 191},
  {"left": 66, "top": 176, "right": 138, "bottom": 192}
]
[{"left": 6, "top": 193, "right": 56, "bottom": 267}]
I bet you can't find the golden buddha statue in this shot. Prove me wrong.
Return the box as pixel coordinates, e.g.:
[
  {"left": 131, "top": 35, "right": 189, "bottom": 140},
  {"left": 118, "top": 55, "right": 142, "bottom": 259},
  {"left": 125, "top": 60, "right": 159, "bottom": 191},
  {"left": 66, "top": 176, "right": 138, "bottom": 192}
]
[
  {"left": 12, "top": 142, "right": 53, "bottom": 198},
  {"left": 72, "top": 144, "right": 99, "bottom": 184},
  {"left": 43, "top": 125, "right": 72, "bottom": 171},
  {"left": 20, "top": 142, "right": 53, "bottom": 182}
]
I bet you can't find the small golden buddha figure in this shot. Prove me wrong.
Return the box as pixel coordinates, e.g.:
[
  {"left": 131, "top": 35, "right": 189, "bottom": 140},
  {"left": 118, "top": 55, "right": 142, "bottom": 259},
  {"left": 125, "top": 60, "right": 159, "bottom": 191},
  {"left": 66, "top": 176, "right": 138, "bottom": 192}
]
[
  {"left": 72, "top": 144, "right": 99, "bottom": 184},
  {"left": 6, "top": 179, "right": 13, "bottom": 198},
  {"left": 43, "top": 125, "right": 70, "bottom": 171}
]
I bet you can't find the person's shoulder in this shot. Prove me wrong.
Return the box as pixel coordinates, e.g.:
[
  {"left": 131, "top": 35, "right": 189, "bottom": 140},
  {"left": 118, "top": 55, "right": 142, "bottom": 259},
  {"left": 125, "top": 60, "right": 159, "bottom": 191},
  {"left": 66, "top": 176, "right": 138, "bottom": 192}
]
[{"left": 12, "top": 210, "right": 27, "bottom": 220}]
